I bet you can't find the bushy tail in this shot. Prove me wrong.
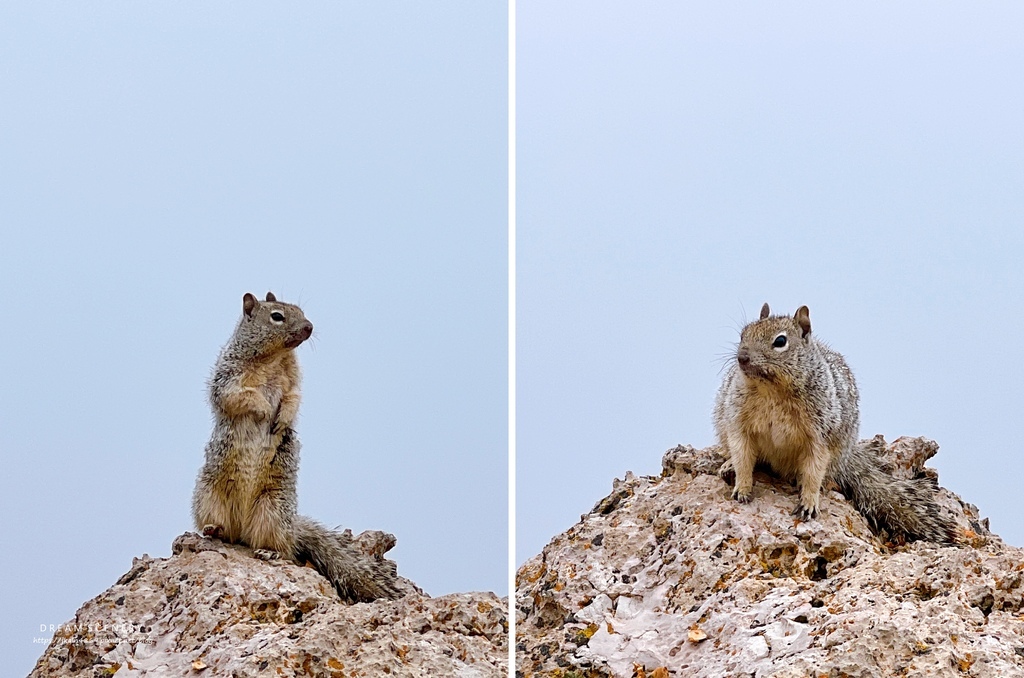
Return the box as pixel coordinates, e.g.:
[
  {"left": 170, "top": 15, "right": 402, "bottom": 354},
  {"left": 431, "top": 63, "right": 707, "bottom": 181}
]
[
  {"left": 830, "top": 445, "right": 956, "bottom": 544},
  {"left": 293, "top": 515, "right": 403, "bottom": 603}
]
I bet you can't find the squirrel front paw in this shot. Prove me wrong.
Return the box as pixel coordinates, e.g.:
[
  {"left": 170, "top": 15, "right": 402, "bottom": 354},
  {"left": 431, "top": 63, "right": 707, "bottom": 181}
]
[
  {"left": 731, "top": 486, "right": 752, "bottom": 503},
  {"left": 222, "top": 388, "right": 275, "bottom": 421},
  {"left": 253, "top": 549, "right": 281, "bottom": 561},
  {"left": 792, "top": 498, "right": 819, "bottom": 520}
]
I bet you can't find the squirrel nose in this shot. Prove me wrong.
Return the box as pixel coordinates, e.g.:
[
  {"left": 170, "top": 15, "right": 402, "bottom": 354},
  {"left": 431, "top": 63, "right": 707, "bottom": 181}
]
[
  {"left": 300, "top": 322, "right": 313, "bottom": 339},
  {"left": 737, "top": 347, "right": 750, "bottom": 365}
]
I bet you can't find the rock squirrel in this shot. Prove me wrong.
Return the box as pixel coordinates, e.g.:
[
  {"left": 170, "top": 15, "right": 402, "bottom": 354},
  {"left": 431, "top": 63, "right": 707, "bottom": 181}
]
[
  {"left": 192, "top": 292, "right": 401, "bottom": 602},
  {"left": 714, "top": 303, "right": 956, "bottom": 543}
]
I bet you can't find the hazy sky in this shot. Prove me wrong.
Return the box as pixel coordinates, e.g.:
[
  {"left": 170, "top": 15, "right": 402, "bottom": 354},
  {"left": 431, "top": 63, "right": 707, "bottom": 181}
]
[
  {"left": 518, "top": 2, "right": 1024, "bottom": 564},
  {"left": 7, "top": 1, "right": 1024, "bottom": 674},
  {"left": 0, "top": 3, "right": 506, "bottom": 673}
]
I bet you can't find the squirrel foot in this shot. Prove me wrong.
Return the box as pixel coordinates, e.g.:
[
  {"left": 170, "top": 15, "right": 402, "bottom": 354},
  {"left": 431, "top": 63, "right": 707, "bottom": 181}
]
[
  {"left": 253, "top": 549, "right": 281, "bottom": 561},
  {"left": 731, "top": 487, "right": 752, "bottom": 503},
  {"left": 718, "top": 459, "right": 736, "bottom": 485},
  {"left": 794, "top": 485, "right": 821, "bottom": 520},
  {"left": 202, "top": 524, "right": 225, "bottom": 540},
  {"left": 791, "top": 502, "right": 819, "bottom": 520}
]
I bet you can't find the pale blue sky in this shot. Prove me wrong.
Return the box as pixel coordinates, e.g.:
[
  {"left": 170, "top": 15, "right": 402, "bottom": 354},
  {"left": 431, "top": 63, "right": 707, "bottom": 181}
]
[
  {"left": 518, "top": 2, "right": 1024, "bottom": 563},
  {"left": 0, "top": 3, "right": 506, "bottom": 673},
  {"left": 7, "top": 2, "right": 1024, "bottom": 674}
]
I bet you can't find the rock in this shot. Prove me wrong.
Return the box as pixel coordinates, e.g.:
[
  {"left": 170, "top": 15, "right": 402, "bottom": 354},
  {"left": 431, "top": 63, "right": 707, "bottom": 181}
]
[
  {"left": 516, "top": 437, "right": 1024, "bottom": 677},
  {"left": 30, "top": 532, "right": 507, "bottom": 677}
]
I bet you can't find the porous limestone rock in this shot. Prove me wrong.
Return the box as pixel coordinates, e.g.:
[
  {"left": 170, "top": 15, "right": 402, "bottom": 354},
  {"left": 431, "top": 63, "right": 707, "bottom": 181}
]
[
  {"left": 516, "top": 437, "right": 1024, "bottom": 678},
  {"left": 31, "top": 532, "right": 507, "bottom": 677}
]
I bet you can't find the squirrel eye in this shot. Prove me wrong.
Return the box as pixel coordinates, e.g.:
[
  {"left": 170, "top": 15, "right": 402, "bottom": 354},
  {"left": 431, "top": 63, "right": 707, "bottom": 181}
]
[
  {"left": 271, "top": 312, "right": 285, "bottom": 322},
  {"left": 772, "top": 334, "right": 787, "bottom": 348}
]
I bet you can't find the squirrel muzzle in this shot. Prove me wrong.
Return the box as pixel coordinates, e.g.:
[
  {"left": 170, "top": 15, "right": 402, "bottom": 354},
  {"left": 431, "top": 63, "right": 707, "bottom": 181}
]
[
  {"left": 285, "top": 321, "right": 314, "bottom": 349},
  {"left": 736, "top": 345, "right": 772, "bottom": 382}
]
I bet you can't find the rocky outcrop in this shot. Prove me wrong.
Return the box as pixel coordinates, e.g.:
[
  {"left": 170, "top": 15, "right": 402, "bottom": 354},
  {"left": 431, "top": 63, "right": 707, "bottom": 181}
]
[
  {"left": 516, "top": 437, "right": 1024, "bottom": 677},
  {"left": 31, "top": 532, "right": 507, "bottom": 677}
]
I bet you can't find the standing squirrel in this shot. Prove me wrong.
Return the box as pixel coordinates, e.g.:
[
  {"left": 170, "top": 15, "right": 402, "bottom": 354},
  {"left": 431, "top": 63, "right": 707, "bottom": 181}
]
[
  {"left": 714, "top": 303, "right": 955, "bottom": 543},
  {"left": 192, "top": 292, "right": 401, "bottom": 602}
]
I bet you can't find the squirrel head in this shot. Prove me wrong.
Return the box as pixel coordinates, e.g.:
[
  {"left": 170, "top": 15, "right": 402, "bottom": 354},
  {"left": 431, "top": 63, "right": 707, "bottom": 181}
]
[
  {"left": 235, "top": 291, "right": 314, "bottom": 359},
  {"left": 735, "top": 303, "right": 813, "bottom": 386}
]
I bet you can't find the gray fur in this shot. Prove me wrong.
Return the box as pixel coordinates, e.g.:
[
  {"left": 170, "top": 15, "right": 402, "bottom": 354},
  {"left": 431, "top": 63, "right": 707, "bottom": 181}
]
[
  {"left": 293, "top": 516, "right": 401, "bottom": 603},
  {"left": 192, "top": 292, "right": 402, "bottom": 602}
]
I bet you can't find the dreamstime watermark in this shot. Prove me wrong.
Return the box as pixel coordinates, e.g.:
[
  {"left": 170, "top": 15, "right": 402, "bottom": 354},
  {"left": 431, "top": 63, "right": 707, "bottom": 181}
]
[{"left": 32, "top": 621, "right": 156, "bottom": 647}]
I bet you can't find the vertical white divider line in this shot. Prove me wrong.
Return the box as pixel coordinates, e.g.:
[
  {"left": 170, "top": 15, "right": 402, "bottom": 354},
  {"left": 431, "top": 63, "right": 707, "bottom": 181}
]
[{"left": 507, "top": 0, "right": 517, "bottom": 674}]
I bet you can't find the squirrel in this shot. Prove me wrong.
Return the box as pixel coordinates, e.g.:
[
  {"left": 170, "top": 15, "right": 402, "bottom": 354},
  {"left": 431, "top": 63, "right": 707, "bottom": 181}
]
[
  {"left": 191, "top": 292, "right": 402, "bottom": 602},
  {"left": 713, "top": 303, "right": 956, "bottom": 543}
]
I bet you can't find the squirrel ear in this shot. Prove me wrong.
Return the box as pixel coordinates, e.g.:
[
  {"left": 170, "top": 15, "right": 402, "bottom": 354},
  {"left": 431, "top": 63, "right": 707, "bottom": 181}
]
[
  {"left": 265, "top": 291, "right": 277, "bottom": 302},
  {"left": 760, "top": 303, "right": 770, "bottom": 320},
  {"left": 243, "top": 293, "right": 258, "bottom": 318},
  {"left": 795, "top": 306, "right": 811, "bottom": 338}
]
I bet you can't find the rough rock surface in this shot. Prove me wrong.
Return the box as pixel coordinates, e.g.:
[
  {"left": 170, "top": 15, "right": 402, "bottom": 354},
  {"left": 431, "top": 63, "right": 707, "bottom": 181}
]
[
  {"left": 31, "top": 532, "right": 507, "bottom": 677},
  {"left": 516, "top": 437, "right": 1024, "bottom": 678}
]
